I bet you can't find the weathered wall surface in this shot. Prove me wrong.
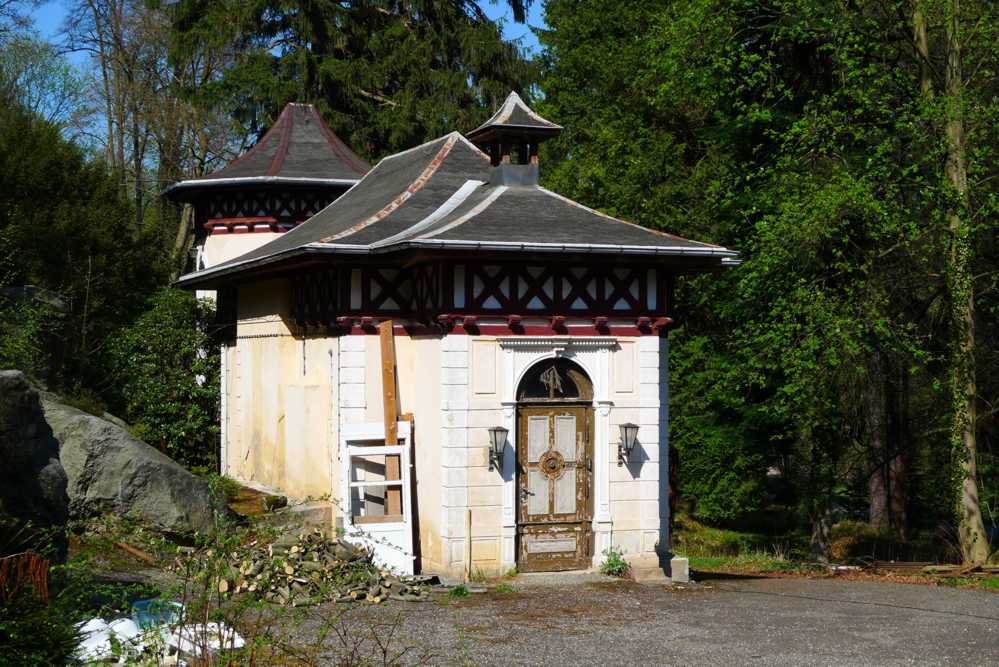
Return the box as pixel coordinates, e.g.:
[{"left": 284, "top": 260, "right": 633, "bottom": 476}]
[
  {"left": 224, "top": 288, "right": 669, "bottom": 577},
  {"left": 202, "top": 233, "right": 283, "bottom": 269},
  {"left": 226, "top": 279, "right": 337, "bottom": 501}
]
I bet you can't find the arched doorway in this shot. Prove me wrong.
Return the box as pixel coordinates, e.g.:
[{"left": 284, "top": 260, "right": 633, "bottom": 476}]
[{"left": 516, "top": 358, "right": 595, "bottom": 572}]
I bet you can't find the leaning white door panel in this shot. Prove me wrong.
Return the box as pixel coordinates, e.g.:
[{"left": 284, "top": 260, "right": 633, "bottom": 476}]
[{"left": 340, "top": 422, "right": 414, "bottom": 575}]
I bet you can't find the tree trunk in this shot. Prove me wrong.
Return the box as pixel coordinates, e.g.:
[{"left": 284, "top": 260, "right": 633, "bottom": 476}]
[
  {"left": 943, "top": 0, "right": 989, "bottom": 565},
  {"left": 810, "top": 507, "right": 831, "bottom": 562},
  {"left": 888, "top": 368, "right": 909, "bottom": 541},
  {"left": 865, "top": 353, "right": 890, "bottom": 532}
]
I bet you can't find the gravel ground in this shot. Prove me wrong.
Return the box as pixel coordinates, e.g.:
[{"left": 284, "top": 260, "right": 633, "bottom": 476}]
[{"left": 297, "top": 573, "right": 999, "bottom": 666}]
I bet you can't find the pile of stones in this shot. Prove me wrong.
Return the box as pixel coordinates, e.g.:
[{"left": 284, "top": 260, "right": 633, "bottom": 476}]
[{"left": 213, "top": 529, "right": 429, "bottom": 606}]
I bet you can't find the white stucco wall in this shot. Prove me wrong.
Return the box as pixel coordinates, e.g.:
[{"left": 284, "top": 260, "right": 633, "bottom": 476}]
[{"left": 223, "top": 296, "right": 670, "bottom": 576}]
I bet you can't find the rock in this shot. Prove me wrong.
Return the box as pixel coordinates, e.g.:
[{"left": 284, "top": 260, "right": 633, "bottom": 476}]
[
  {"left": 0, "top": 370, "right": 68, "bottom": 528},
  {"left": 41, "top": 395, "right": 226, "bottom": 534}
]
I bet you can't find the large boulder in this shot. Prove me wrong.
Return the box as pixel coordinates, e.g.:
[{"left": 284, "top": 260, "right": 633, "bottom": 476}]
[
  {"left": 41, "top": 395, "right": 225, "bottom": 534},
  {"left": 0, "top": 370, "right": 68, "bottom": 528}
]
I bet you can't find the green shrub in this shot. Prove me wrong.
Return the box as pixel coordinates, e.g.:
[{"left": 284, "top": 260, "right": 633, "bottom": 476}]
[
  {"left": 0, "top": 596, "right": 82, "bottom": 666},
  {"left": 599, "top": 548, "right": 631, "bottom": 577},
  {"left": 108, "top": 289, "right": 219, "bottom": 468},
  {"left": 446, "top": 584, "right": 470, "bottom": 599}
]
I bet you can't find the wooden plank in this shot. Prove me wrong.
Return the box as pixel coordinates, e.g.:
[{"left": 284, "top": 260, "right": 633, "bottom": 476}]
[
  {"left": 354, "top": 514, "right": 404, "bottom": 525},
  {"left": 379, "top": 320, "right": 399, "bottom": 443},
  {"left": 379, "top": 320, "right": 402, "bottom": 516}
]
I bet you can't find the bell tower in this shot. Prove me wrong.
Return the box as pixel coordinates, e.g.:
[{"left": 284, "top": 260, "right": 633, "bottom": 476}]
[{"left": 466, "top": 91, "right": 562, "bottom": 173}]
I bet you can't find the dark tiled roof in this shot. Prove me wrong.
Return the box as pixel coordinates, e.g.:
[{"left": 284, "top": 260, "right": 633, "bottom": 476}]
[
  {"left": 466, "top": 91, "right": 562, "bottom": 143},
  {"left": 175, "top": 94, "right": 737, "bottom": 288},
  {"left": 164, "top": 103, "right": 369, "bottom": 198}
]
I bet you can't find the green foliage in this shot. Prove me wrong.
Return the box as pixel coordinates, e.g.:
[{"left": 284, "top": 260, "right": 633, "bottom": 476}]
[
  {"left": 491, "top": 582, "right": 515, "bottom": 594},
  {"left": 170, "top": 0, "right": 536, "bottom": 160},
  {"left": 446, "top": 584, "right": 470, "bottom": 599},
  {"left": 0, "top": 34, "right": 89, "bottom": 129},
  {"left": 673, "top": 514, "right": 777, "bottom": 557},
  {"left": 108, "top": 289, "right": 219, "bottom": 467},
  {"left": 0, "top": 285, "right": 63, "bottom": 380},
  {"left": 599, "top": 548, "right": 630, "bottom": 578},
  {"left": 539, "top": 0, "right": 999, "bottom": 543},
  {"left": 0, "top": 596, "right": 82, "bottom": 667},
  {"left": 0, "top": 98, "right": 167, "bottom": 392},
  {"left": 828, "top": 520, "right": 882, "bottom": 563}
]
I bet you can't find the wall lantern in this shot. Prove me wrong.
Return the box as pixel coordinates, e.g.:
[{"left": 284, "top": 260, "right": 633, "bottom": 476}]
[
  {"left": 617, "top": 423, "right": 640, "bottom": 466},
  {"left": 488, "top": 426, "right": 509, "bottom": 472}
]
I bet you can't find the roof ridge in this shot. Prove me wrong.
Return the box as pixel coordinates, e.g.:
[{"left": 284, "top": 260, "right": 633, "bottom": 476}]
[
  {"left": 308, "top": 105, "right": 370, "bottom": 174},
  {"left": 420, "top": 186, "right": 508, "bottom": 240},
  {"left": 371, "top": 178, "right": 486, "bottom": 248},
  {"left": 323, "top": 133, "right": 461, "bottom": 242},
  {"left": 470, "top": 91, "right": 563, "bottom": 138},
  {"left": 265, "top": 104, "right": 294, "bottom": 176}
]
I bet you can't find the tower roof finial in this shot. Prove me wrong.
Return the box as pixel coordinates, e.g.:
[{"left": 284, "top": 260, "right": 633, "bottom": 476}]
[{"left": 466, "top": 91, "right": 562, "bottom": 146}]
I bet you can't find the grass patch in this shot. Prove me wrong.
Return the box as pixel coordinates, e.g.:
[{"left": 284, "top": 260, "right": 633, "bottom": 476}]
[
  {"left": 934, "top": 575, "right": 999, "bottom": 592},
  {"left": 491, "top": 583, "right": 516, "bottom": 594},
  {"left": 687, "top": 553, "right": 818, "bottom": 575},
  {"left": 673, "top": 514, "right": 777, "bottom": 557},
  {"left": 447, "top": 584, "right": 471, "bottom": 600},
  {"left": 675, "top": 513, "right": 821, "bottom": 575}
]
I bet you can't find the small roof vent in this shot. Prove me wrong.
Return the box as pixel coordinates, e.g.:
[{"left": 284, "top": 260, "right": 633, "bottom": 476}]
[{"left": 467, "top": 91, "right": 562, "bottom": 167}]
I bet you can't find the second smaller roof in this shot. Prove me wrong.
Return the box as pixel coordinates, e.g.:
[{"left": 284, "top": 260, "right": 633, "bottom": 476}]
[{"left": 164, "top": 103, "right": 370, "bottom": 199}]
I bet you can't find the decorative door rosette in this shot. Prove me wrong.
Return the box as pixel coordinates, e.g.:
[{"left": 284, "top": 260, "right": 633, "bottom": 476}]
[{"left": 538, "top": 450, "right": 567, "bottom": 480}]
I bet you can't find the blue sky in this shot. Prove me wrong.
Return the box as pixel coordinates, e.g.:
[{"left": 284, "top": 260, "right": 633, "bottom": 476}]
[{"left": 30, "top": 0, "right": 545, "bottom": 66}]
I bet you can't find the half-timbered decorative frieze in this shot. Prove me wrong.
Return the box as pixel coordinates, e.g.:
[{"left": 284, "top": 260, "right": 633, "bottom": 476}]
[
  {"left": 196, "top": 188, "right": 339, "bottom": 234},
  {"left": 290, "top": 262, "right": 675, "bottom": 327}
]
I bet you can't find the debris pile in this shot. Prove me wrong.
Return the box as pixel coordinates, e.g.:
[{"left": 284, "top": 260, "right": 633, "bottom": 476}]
[{"left": 210, "top": 529, "right": 429, "bottom": 606}]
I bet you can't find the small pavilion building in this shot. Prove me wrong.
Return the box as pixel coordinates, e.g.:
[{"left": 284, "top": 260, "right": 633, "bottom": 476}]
[{"left": 174, "top": 93, "right": 736, "bottom": 578}]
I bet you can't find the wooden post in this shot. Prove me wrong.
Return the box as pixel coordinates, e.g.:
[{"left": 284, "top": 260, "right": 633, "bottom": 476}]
[
  {"left": 379, "top": 321, "right": 402, "bottom": 517},
  {"left": 465, "top": 508, "right": 473, "bottom": 581}
]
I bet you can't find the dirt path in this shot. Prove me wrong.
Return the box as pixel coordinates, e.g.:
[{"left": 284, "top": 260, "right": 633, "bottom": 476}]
[{"left": 296, "top": 574, "right": 999, "bottom": 666}]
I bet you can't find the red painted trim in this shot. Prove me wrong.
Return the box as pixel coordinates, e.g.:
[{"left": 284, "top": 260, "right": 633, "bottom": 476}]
[
  {"left": 210, "top": 226, "right": 288, "bottom": 235},
  {"left": 310, "top": 106, "right": 370, "bottom": 175},
  {"left": 267, "top": 107, "right": 293, "bottom": 176},
  {"left": 204, "top": 216, "right": 278, "bottom": 229},
  {"left": 322, "top": 134, "right": 458, "bottom": 242},
  {"left": 204, "top": 105, "right": 292, "bottom": 180},
  {"left": 310, "top": 321, "right": 672, "bottom": 337}
]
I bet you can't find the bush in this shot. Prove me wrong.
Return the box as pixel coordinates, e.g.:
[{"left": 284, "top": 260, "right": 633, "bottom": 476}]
[
  {"left": 828, "top": 520, "right": 880, "bottom": 562},
  {"left": 672, "top": 418, "right": 769, "bottom": 524},
  {"left": 108, "top": 289, "right": 219, "bottom": 468},
  {"left": 599, "top": 548, "right": 631, "bottom": 577},
  {"left": 0, "top": 285, "right": 63, "bottom": 382}
]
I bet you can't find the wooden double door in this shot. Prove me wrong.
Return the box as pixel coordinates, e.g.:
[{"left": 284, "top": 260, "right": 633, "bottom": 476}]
[{"left": 516, "top": 405, "right": 594, "bottom": 572}]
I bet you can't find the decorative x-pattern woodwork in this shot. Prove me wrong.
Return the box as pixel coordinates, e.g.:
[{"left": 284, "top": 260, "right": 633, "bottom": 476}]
[
  {"left": 467, "top": 265, "right": 512, "bottom": 311},
  {"left": 363, "top": 268, "right": 411, "bottom": 312},
  {"left": 289, "top": 261, "right": 672, "bottom": 326},
  {"left": 196, "top": 188, "right": 342, "bottom": 236}
]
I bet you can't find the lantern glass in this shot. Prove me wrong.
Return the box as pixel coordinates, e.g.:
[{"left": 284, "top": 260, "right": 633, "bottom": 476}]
[
  {"left": 619, "top": 423, "right": 639, "bottom": 452},
  {"left": 488, "top": 426, "right": 508, "bottom": 472},
  {"left": 488, "top": 426, "right": 508, "bottom": 456}
]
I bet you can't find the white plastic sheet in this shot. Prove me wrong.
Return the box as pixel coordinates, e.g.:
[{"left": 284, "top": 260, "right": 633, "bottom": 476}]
[{"left": 75, "top": 604, "right": 244, "bottom": 665}]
